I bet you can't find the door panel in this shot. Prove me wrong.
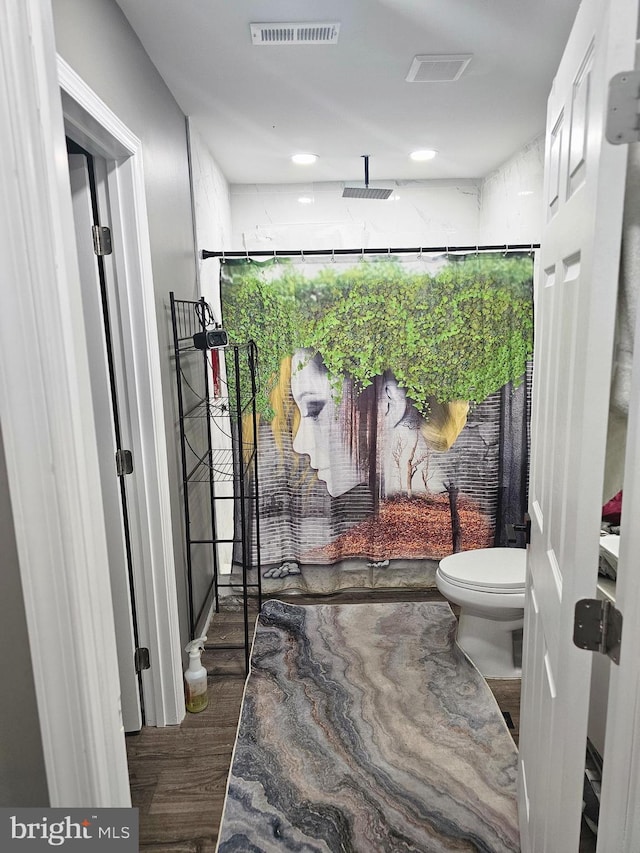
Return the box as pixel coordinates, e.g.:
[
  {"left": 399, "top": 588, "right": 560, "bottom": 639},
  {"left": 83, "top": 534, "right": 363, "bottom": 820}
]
[
  {"left": 567, "top": 47, "right": 593, "bottom": 198},
  {"left": 68, "top": 151, "right": 143, "bottom": 733},
  {"left": 518, "top": 0, "right": 638, "bottom": 849}
]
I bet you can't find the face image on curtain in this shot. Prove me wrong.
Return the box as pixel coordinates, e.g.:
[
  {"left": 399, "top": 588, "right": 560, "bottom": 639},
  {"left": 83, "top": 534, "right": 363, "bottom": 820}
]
[
  {"left": 221, "top": 253, "right": 534, "bottom": 594},
  {"left": 290, "top": 350, "right": 362, "bottom": 498}
]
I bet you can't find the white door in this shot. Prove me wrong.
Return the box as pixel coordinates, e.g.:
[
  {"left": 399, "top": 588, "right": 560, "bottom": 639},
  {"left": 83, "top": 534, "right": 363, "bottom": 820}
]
[
  {"left": 518, "top": 0, "right": 639, "bottom": 850},
  {"left": 597, "top": 137, "right": 640, "bottom": 848},
  {"left": 68, "top": 149, "right": 143, "bottom": 732}
]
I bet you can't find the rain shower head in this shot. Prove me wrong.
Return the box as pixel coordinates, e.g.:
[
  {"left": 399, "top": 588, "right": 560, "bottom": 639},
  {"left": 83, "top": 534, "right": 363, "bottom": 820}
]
[
  {"left": 342, "top": 186, "right": 393, "bottom": 200},
  {"left": 342, "top": 155, "right": 393, "bottom": 200}
]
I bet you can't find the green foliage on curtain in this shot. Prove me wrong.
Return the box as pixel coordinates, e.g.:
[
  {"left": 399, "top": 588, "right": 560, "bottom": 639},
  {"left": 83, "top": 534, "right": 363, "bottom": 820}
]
[{"left": 221, "top": 254, "right": 533, "bottom": 418}]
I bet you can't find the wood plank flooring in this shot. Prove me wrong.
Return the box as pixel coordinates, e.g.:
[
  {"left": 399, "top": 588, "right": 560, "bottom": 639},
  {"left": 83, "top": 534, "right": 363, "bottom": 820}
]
[{"left": 126, "top": 591, "right": 522, "bottom": 851}]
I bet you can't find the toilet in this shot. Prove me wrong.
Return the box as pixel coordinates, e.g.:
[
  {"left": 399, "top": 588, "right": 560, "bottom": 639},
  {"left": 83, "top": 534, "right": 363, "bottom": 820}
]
[{"left": 435, "top": 547, "right": 527, "bottom": 678}]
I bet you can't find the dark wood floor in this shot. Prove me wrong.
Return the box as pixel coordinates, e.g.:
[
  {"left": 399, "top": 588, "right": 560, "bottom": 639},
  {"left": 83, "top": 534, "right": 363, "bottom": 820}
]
[{"left": 126, "top": 591, "right": 521, "bottom": 851}]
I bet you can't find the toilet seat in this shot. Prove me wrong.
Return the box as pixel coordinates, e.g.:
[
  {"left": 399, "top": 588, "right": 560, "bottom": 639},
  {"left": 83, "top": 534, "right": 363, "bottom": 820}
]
[{"left": 438, "top": 547, "right": 526, "bottom": 593}]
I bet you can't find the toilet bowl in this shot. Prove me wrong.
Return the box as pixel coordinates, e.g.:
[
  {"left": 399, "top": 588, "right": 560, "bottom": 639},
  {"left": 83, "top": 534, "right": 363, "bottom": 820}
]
[{"left": 436, "top": 547, "right": 526, "bottom": 678}]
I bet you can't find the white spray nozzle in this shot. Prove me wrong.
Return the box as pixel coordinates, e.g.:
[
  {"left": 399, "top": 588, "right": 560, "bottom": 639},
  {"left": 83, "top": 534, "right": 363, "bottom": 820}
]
[{"left": 185, "top": 635, "right": 207, "bottom": 656}]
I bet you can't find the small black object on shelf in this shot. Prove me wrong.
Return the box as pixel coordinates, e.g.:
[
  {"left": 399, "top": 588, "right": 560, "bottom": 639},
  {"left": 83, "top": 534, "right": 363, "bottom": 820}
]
[{"left": 193, "top": 328, "right": 229, "bottom": 350}]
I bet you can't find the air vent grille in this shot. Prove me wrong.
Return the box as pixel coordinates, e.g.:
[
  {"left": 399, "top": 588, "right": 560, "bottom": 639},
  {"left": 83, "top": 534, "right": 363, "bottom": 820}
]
[
  {"left": 406, "top": 54, "right": 473, "bottom": 83},
  {"left": 250, "top": 22, "right": 340, "bottom": 45}
]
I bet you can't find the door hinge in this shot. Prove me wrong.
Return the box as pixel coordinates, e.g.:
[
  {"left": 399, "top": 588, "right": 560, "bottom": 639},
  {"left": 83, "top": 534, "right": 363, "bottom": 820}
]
[
  {"left": 573, "top": 599, "right": 622, "bottom": 664},
  {"left": 115, "top": 448, "right": 133, "bottom": 476},
  {"left": 506, "top": 513, "right": 531, "bottom": 546},
  {"left": 134, "top": 647, "right": 150, "bottom": 673},
  {"left": 92, "top": 225, "right": 113, "bottom": 256},
  {"left": 606, "top": 71, "right": 640, "bottom": 144}
]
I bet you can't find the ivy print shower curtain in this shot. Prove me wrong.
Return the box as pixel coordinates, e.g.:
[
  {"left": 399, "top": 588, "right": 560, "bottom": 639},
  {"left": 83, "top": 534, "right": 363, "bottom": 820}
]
[{"left": 220, "top": 253, "right": 534, "bottom": 594}]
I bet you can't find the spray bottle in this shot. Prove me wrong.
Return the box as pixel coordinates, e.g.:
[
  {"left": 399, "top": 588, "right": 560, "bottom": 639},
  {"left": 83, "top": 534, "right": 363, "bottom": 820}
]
[{"left": 184, "top": 636, "right": 208, "bottom": 713}]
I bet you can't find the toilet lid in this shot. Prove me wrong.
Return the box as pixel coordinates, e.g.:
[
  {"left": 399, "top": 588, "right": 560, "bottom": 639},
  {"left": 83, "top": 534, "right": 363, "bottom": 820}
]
[{"left": 438, "top": 547, "right": 526, "bottom": 591}]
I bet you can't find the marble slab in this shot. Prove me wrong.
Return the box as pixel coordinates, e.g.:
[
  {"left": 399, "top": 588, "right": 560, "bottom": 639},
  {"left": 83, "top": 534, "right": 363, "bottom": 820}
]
[{"left": 217, "top": 600, "right": 520, "bottom": 852}]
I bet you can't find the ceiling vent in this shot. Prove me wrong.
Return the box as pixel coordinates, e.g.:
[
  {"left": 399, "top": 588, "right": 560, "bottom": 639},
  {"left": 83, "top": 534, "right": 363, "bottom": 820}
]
[
  {"left": 405, "top": 54, "right": 473, "bottom": 83},
  {"left": 250, "top": 22, "right": 340, "bottom": 45}
]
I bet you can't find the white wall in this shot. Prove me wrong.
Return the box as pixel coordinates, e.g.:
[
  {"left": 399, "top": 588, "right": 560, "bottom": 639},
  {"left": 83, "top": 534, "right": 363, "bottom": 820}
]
[
  {"left": 188, "top": 120, "right": 233, "bottom": 319},
  {"left": 187, "top": 121, "right": 235, "bottom": 575},
  {"left": 229, "top": 180, "right": 481, "bottom": 252},
  {"left": 226, "top": 138, "right": 545, "bottom": 254},
  {"left": 479, "top": 135, "right": 544, "bottom": 245}
]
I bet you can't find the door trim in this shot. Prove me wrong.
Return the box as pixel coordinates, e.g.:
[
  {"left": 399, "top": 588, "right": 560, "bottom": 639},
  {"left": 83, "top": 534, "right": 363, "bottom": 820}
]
[
  {"left": 0, "top": 0, "right": 130, "bottom": 805},
  {"left": 57, "top": 57, "right": 185, "bottom": 728}
]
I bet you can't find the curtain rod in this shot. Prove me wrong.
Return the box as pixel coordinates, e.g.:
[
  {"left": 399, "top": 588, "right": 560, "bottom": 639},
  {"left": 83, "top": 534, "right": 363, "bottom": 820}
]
[{"left": 201, "top": 243, "right": 540, "bottom": 260}]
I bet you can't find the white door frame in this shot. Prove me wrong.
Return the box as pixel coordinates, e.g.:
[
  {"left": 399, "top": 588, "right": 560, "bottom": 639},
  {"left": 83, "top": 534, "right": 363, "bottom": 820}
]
[
  {"left": 0, "top": 0, "right": 182, "bottom": 807},
  {"left": 67, "top": 150, "right": 143, "bottom": 733},
  {"left": 58, "top": 57, "right": 185, "bottom": 729}
]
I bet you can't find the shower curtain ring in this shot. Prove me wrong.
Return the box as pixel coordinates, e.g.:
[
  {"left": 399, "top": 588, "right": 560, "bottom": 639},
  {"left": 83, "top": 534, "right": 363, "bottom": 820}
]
[
  {"left": 331, "top": 248, "right": 336, "bottom": 263},
  {"left": 273, "top": 249, "right": 278, "bottom": 264},
  {"left": 301, "top": 248, "right": 306, "bottom": 262},
  {"left": 221, "top": 250, "right": 226, "bottom": 264},
  {"left": 418, "top": 246, "right": 423, "bottom": 259}
]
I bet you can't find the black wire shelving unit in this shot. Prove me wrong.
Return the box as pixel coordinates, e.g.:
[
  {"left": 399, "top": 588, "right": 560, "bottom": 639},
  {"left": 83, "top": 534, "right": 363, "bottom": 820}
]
[{"left": 170, "top": 293, "right": 262, "bottom": 674}]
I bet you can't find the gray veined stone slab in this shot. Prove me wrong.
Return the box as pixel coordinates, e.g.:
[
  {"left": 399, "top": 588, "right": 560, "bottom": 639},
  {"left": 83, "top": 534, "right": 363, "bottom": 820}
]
[{"left": 217, "top": 599, "right": 519, "bottom": 852}]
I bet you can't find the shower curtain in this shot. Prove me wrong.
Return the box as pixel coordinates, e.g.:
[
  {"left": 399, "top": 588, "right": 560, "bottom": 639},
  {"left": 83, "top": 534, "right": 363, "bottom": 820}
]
[{"left": 220, "top": 252, "right": 534, "bottom": 594}]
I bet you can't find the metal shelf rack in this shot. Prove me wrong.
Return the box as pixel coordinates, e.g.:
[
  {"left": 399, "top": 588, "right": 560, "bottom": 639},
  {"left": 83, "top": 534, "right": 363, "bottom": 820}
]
[{"left": 170, "top": 293, "right": 262, "bottom": 674}]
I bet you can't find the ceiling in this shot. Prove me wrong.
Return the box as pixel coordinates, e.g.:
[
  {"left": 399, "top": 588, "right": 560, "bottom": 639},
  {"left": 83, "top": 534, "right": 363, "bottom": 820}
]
[{"left": 114, "top": 0, "right": 581, "bottom": 186}]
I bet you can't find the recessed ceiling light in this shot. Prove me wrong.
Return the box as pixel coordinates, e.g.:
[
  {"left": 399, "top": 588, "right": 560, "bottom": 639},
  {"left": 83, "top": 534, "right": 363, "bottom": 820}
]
[
  {"left": 410, "top": 149, "right": 437, "bottom": 162},
  {"left": 291, "top": 153, "right": 318, "bottom": 165},
  {"left": 298, "top": 196, "right": 314, "bottom": 204}
]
